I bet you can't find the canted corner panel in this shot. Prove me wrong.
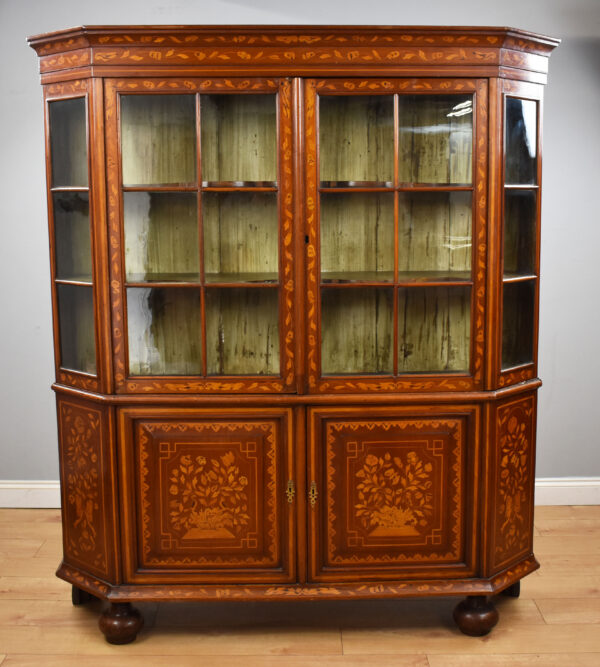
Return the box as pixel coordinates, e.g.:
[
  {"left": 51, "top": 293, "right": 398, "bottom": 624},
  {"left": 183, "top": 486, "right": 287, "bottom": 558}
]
[
  {"left": 57, "top": 397, "right": 116, "bottom": 581},
  {"left": 489, "top": 393, "right": 536, "bottom": 573},
  {"left": 127, "top": 416, "right": 291, "bottom": 581},
  {"left": 312, "top": 412, "right": 474, "bottom": 580}
]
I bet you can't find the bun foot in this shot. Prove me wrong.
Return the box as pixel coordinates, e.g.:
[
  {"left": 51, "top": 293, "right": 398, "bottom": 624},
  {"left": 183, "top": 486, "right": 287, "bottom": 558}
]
[
  {"left": 453, "top": 595, "right": 499, "bottom": 636},
  {"left": 501, "top": 581, "right": 521, "bottom": 598},
  {"left": 99, "top": 602, "right": 144, "bottom": 644}
]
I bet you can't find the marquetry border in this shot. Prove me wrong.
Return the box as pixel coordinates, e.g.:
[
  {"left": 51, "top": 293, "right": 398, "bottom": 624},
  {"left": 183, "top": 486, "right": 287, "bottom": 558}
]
[
  {"left": 104, "top": 77, "right": 295, "bottom": 394},
  {"left": 305, "top": 78, "right": 487, "bottom": 393}
]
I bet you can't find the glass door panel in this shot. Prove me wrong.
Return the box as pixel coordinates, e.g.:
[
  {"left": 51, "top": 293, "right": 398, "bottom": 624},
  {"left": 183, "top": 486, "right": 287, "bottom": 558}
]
[
  {"left": 121, "top": 95, "right": 197, "bottom": 186},
  {"left": 504, "top": 190, "right": 536, "bottom": 278},
  {"left": 320, "top": 193, "right": 394, "bottom": 283},
  {"left": 203, "top": 192, "right": 278, "bottom": 283},
  {"left": 319, "top": 95, "right": 394, "bottom": 185},
  {"left": 127, "top": 287, "right": 202, "bottom": 376},
  {"left": 200, "top": 95, "right": 277, "bottom": 184},
  {"left": 124, "top": 192, "right": 199, "bottom": 283},
  {"left": 398, "top": 191, "right": 471, "bottom": 280},
  {"left": 321, "top": 288, "right": 393, "bottom": 374},
  {"left": 505, "top": 98, "right": 537, "bottom": 185},
  {"left": 398, "top": 286, "right": 470, "bottom": 373},
  {"left": 398, "top": 95, "right": 472, "bottom": 185},
  {"left": 53, "top": 192, "right": 92, "bottom": 281},
  {"left": 205, "top": 288, "right": 279, "bottom": 375},
  {"left": 502, "top": 281, "right": 535, "bottom": 369},
  {"left": 57, "top": 284, "right": 96, "bottom": 374},
  {"left": 49, "top": 98, "right": 88, "bottom": 187}
]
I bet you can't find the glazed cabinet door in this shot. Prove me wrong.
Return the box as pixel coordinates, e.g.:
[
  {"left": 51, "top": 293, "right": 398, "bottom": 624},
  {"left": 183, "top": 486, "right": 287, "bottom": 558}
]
[
  {"left": 118, "top": 407, "right": 295, "bottom": 583},
  {"left": 105, "top": 78, "right": 295, "bottom": 393},
  {"left": 307, "top": 406, "right": 479, "bottom": 582},
  {"left": 305, "top": 78, "right": 488, "bottom": 393}
]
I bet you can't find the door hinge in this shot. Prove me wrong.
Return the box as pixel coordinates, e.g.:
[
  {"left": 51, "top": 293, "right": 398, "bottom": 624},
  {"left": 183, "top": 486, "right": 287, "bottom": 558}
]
[{"left": 286, "top": 479, "right": 295, "bottom": 504}]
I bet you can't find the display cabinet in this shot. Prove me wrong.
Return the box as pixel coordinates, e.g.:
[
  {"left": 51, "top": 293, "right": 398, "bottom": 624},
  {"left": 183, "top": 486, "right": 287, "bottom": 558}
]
[{"left": 28, "top": 25, "right": 559, "bottom": 644}]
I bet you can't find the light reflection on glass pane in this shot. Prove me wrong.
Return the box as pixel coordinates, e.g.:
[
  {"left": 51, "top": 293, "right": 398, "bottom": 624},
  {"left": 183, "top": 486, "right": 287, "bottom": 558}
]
[{"left": 505, "top": 98, "right": 537, "bottom": 185}]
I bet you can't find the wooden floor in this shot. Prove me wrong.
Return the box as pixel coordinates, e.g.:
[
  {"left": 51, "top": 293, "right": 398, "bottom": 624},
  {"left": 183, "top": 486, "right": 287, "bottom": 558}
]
[{"left": 1, "top": 507, "right": 600, "bottom": 665}]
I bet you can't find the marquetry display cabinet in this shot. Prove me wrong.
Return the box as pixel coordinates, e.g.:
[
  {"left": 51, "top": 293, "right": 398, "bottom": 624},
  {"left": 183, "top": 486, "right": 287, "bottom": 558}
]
[{"left": 28, "top": 25, "right": 558, "bottom": 643}]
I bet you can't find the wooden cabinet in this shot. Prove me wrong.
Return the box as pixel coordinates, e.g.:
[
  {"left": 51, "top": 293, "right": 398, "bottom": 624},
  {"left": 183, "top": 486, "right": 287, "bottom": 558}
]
[{"left": 29, "top": 25, "right": 559, "bottom": 643}]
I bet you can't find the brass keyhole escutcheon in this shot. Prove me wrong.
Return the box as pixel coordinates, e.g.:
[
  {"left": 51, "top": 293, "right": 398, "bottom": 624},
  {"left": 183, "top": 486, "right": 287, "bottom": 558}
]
[
  {"left": 286, "top": 479, "right": 295, "bottom": 504},
  {"left": 309, "top": 481, "right": 318, "bottom": 508}
]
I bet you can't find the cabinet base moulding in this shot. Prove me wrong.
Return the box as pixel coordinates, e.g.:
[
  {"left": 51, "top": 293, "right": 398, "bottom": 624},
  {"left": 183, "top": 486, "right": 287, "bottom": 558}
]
[{"left": 3, "top": 478, "right": 599, "bottom": 508}]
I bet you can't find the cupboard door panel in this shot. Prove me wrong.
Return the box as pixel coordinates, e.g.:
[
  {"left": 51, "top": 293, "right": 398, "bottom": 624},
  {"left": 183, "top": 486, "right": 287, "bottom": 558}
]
[
  {"left": 120, "top": 408, "right": 295, "bottom": 583},
  {"left": 308, "top": 407, "right": 477, "bottom": 581}
]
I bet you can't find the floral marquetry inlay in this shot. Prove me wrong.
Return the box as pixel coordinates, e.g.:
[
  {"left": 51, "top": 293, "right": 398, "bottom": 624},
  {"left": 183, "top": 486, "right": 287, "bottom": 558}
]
[{"left": 491, "top": 395, "right": 535, "bottom": 570}]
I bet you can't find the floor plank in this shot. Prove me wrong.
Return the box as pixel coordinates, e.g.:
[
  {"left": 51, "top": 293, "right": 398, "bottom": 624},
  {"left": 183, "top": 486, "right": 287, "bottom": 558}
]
[
  {"left": 535, "top": 598, "right": 600, "bottom": 624},
  {"left": 428, "top": 654, "right": 600, "bottom": 666}
]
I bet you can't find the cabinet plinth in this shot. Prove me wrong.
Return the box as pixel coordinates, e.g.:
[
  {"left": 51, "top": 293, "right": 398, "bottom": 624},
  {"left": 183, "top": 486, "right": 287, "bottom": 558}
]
[{"left": 29, "top": 24, "right": 558, "bottom": 642}]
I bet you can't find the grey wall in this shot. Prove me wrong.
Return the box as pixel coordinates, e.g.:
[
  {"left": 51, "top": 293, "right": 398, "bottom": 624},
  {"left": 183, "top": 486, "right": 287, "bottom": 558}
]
[{"left": 1, "top": 0, "right": 598, "bottom": 480}]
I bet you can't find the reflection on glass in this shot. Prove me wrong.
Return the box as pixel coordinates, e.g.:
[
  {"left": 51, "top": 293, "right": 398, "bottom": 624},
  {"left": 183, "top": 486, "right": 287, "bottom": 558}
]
[
  {"left": 201, "top": 95, "right": 277, "bottom": 183},
  {"left": 398, "top": 191, "right": 472, "bottom": 278},
  {"left": 320, "top": 193, "right": 393, "bottom": 282},
  {"left": 398, "top": 95, "right": 472, "bottom": 185},
  {"left": 398, "top": 286, "right": 470, "bottom": 372},
  {"left": 502, "top": 281, "right": 535, "bottom": 369},
  {"left": 203, "top": 193, "right": 278, "bottom": 283},
  {"left": 319, "top": 95, "right": 393, "bottom": 185},
  {"left": 127, "top": 287, "right": 202, "bottom": 375},
  {"left": 49, "top": 98, "right": 88, "bottom": 187},
  {"left": 504, "top": 190, "right": 537, "bottom": 277},
  {"left": 321, "top": 288, "right": 393, "bottom": 374},
  {"left": 206, "top": 288, "right": 279, "bottom": 375},
  {"left": 124, "top": 192, "right": 199, "bottom": 282},
  {"left": 53, "top": 192, "right": 92, "bottom": 281},
  {"left": 57, "top": 284, "right": 96, "bottom": 374},
  {"left": 505, "top": 98, "right": 537, "bottom": 185},
  {"left": 121, "top": 95, "right": 196, "bottom": 186}
]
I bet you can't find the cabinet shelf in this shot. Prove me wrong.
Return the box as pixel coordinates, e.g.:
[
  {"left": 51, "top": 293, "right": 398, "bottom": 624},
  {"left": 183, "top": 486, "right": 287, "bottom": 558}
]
[
  {"left": 320, "top": 271, "right": 472, "bottom": 285},
  {"left": 205, "top": 272, "right": 279, "bottom": 285},
  {"left": 202, "top": 181, "right": 278, "bottom": 190}
]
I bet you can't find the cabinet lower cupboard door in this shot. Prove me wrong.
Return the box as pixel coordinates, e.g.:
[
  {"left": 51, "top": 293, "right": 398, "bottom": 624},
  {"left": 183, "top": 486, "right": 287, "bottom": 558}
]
[
  {"left": 119, "top": 408, "right": 295, "bottom": 583},
  {"left": 308, "top": 407, "right": 478, "bottom": 582}
]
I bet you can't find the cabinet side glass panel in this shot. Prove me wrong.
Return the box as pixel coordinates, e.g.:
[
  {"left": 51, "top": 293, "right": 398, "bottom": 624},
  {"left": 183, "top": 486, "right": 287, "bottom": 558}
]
[
  {"left": 505, "top": 98, "right": 538, "bottom": 185},
  {"left": 57, "top": 284, "right": 96, "bottom": 374},
  {"left": 121, "top": 95, "right": 196, "bottom": 186},
  {"left": 321, "top": 288, "right": 393, "bottom": 374},
  {"left": 53, "top": 192, "right": 92, "bottom": 281},
  {"left": 205, "top": 288, "right": 279, "bottom": 375},
  {"left": 49, "top": 98, "right": 88, "bottom": 187},
  {"left": 127, "top": 287, "right": 202, "bottom": 375},
  {"left": 398, "top": 286, "right": 471, "bottom": 373},
  {"left": 201, "top": 94, "right": 277, "bottom": 184},
  {"left": 502, "top": 281, "right": 535, "bottom": 368},
  {"left": 124, "top": 192, "right": 199, "bottom": 283},
  {"left": 398, "top": 95, "right": 472, "bottom": 185},
  {"left": 319, "top": 95, "right": 393, "bottom": 185},
  {"left": 504, "top": 190, "right": 537, "bottom": 277}
]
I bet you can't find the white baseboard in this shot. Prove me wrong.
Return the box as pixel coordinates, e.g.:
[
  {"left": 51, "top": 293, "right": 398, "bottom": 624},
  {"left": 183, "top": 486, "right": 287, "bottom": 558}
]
[{"left": 0, "top": 478, "right": 599, "bottom": 508}]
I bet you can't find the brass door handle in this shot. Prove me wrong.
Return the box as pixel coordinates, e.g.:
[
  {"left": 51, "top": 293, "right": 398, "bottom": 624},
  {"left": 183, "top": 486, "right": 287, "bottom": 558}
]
[{"left": 309, "top": 481, "right": 318, "bottom": 508}]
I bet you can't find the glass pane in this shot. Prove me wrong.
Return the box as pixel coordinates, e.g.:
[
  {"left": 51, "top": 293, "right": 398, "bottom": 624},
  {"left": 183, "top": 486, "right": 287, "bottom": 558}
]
[
  {"left": 201, "top": 95, "right": 277, "bottom": 183},
  {"left": 321, "top": 193, "right": 393, "bottom": 282},
  {"left": 203, "top": 193, "right": 278, "bottom": 283},
  {"left": 398, "top": 95, "right": 472, "bottom": 185},
  {"left": 121, "top": 95, "right": 196, "bottom": 186},
  {"left": 124, "top": 192, "right": 199, "bottom": 282},
  {"left": 398, "top": 286, "right": 470, "bottom": 373},
  {"left": 321, "top": 288, "right": 393, "bottom": 374},
  {"left": 504, "top": 190, "right": 537, "bottom": 277},
  {"left": 398, "top": 192, "right": 472, "bottom": 280},
  {"left": 206, "top": 288, "right": 279, "bottom": 375},
  {"left": 49, "top": 98, "right": 88, "bottom": 187},
  {"left": 319, "top": 96, "right": 393, "bottom": 185},
  {"left": 127, "top": 287, "right": 202, "bottom": 375},
  {"left": 57, "top": 284, "right": 96, "bottom": 374},
  {"left": 505, "top": 98, "right": 537, "bottom": 185},
  {"left": 53, "top": 192, "right": 92, "bottom": 281},
  {"left": 502, "top": 281, "right": 535, "bottom": 369}
]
